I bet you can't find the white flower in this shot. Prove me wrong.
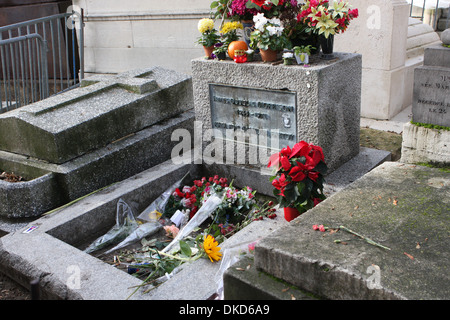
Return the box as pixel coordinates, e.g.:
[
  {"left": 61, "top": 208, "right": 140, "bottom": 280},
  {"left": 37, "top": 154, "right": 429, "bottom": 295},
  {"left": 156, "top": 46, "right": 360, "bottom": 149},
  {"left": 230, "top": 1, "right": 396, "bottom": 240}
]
[
  {"left": 266, "top": 26, "right": 278, "bottom": 36},
  {"left": 283, "top": 52, "right": 294, "bottom": 59},
  {"left": 253, "top": 13, "right": 268, "bottom": 31},
  {"left": 268, "top": 18, "right": 281, "bottom": 26}
]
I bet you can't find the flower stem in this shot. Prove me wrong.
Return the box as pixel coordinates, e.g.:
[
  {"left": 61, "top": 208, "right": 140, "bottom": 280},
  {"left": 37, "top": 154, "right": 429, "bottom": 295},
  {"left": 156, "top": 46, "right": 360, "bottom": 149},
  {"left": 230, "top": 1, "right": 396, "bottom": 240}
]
[
  {"left": 339, "top": 225, "right": 391, "bottom": 251},
  {"left": 156, "top": 250, "right": 203, "bottom": 262}
]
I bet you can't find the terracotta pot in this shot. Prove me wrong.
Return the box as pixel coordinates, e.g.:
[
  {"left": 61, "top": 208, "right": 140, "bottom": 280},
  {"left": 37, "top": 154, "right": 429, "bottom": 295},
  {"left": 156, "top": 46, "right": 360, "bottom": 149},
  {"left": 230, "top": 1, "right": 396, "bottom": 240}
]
[
  {"left": 203, "top": 46, "right": 214, "bottom": 58},
  {"left": 284, "top": 207, "right": 301, "bottom": 222},
  {"left": 260, "top": 48, "right": 278, "bottom": 62}
]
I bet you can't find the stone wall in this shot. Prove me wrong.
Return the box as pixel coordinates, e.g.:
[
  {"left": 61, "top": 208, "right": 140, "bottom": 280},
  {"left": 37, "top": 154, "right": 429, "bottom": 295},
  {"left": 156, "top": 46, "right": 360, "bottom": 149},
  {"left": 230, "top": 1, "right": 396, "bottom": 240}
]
[{"left": 73, "top": 0, "right": 212, "bottom": 76}]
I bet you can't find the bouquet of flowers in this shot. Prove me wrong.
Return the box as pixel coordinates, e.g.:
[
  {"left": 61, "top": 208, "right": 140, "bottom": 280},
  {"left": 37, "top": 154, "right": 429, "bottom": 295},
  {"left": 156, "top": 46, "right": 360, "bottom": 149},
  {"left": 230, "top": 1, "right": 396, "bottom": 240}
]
[
  {"left": 297, "top": 0, "right": 359, "bottom": 39},
  {"left": 246, "top": 0, "right": 298, "bottom": 19},
  {"left": 229, "top": 0, "right": 260, "bottom": 21},
  {"left": 165, "top": 175, "right": 229, "bottom": 220},
  {"left": 268, "top": 140, "right": 327, "bottom": 214},
  {"left": 250, "top": 13, "right": 291, "bottom": 51},
  {"left": 165, "top": 175, "right": 260, "bottom": 225}
]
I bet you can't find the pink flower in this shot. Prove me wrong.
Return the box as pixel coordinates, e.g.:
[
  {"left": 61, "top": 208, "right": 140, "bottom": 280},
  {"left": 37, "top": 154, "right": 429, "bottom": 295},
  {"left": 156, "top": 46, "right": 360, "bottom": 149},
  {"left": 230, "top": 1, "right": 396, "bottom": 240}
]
[
  {"left": 248, "top": 241, "right": 257, "bottom": 252},
  {"left": 313, "top": 224, "right": 326, "bottom": 232},
  {"left": 164, "top": 225, "right": 179, "bottom": 238}
]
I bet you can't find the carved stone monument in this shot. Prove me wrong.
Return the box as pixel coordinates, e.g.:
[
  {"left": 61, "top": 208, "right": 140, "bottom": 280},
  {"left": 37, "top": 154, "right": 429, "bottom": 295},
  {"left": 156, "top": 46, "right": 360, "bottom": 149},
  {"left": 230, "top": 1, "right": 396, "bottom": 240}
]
[
  {"left": 192, "top": 53, "right": 362, "bottom": 173},
  {"left": 401, "top": 36, "right": 450, "bottom": 165},
  {"left": 412, "top": 45, "right": 450, "bottom": 127}
]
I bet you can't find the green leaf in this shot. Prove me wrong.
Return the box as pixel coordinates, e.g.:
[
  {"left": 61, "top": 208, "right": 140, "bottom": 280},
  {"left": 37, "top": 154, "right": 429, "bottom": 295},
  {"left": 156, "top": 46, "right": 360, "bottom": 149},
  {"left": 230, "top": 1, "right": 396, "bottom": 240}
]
[
  {"left": 179, "top": 240, "right": 192, "bottom": 257},
  {"left": 272, "top": 0, "right": 279, "bottom": 5},
  {"left": 210, "top": 1, "right": 219, "bottom": 9},
  {"left": 246, "top": 1, "right": 260, "bottom": 9}
]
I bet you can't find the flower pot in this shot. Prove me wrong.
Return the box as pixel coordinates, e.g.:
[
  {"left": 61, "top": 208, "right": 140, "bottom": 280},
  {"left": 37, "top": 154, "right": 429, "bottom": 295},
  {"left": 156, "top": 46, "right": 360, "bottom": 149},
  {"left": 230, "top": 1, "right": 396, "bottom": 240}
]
[
  {"left": 203, "top": 46, "right": 214, "bottom": 58},
  {"left": 260, "top": 48, "right": 278, "bottom": 62},
  {"left": 283, "top": 58, "right": 293, "bottom": 65},
  {"left": 216, "top": 51, "right": 226, "bottom": 60},
  {"left": 295, "top": 52, "right": 309, "bottom": 65},
  {"left": 284, "top": 207, "right": 301, "bottom": 222},
  {"left": 319, "top": 34, "right": 335, "bottom": 60}
]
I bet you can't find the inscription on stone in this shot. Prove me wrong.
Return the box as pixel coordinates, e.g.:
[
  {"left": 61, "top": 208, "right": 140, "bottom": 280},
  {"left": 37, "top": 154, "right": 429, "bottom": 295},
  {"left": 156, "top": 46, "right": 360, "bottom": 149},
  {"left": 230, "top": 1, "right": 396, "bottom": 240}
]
[
  {"left": 413, "top": 67, "right": 450, "bottom": 127},
  {"left": 209, "top": 84, "right": 297, "bottom": 149}
]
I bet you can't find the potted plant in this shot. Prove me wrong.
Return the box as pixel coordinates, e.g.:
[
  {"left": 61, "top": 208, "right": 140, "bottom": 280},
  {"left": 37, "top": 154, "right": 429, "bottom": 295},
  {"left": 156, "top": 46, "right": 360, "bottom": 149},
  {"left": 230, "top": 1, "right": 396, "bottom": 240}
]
[
  {"left": 268, "top": 140, "right": 328, "bottom": 222},
  {"left": 245, "top": 48, "right": 254, "bottom": 61},
  {"left": 196, "top": 18, "right": 220, "bottom": 58},
  {"left": 249, "top": 13, "right": 292, "bottom": 61},
  {"left": 282, "top": 51, "right": 294, "bottom": 65},
  {"left": 296, "top": 0, "right": 358, "bottom": 59},
  {"left": 220, "top": 21, "right": 244, "bottom": 46},
  {"left": 213, "top": 42, "right": 228, "bottom": 60},
  {"left": 293, "top": 45, "right": 314, "bottom": 64}
]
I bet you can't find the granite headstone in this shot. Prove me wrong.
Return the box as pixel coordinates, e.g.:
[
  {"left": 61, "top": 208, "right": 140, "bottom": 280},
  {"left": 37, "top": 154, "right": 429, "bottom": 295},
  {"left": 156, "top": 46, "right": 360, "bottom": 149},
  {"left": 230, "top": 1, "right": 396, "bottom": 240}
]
[{"left": 412, "top": 44, "right": 450, "bottom": 127}]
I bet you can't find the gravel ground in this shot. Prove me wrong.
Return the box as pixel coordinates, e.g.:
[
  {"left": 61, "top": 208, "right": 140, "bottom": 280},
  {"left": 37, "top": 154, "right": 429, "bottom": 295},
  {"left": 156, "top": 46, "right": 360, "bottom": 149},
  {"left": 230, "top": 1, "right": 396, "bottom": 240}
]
[
  {"left": 0, "top": 272, "right": 30, "bottom": 300},
  {"left": 0, "top": 128, "right": 403, "bottom": 300}
]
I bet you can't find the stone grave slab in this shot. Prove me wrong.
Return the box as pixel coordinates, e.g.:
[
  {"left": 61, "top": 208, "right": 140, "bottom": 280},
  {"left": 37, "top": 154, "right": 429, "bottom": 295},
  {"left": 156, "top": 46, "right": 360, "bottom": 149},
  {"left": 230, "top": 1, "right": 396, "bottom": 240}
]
[
  {"left": 0, "top": 110, "right": 194, "bottom": 218},
  {"left": 249, "top": 162, "right": 449, "bottom": 300},
  {"left": 0, "top": 66, "right": 193, "bottom": 164}
]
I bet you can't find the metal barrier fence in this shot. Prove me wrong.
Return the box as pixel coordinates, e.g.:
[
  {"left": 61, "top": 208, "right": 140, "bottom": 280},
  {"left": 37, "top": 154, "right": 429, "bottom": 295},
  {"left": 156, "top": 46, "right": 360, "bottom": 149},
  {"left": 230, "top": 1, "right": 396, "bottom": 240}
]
[
  {"left": 0, "top": 10, "right": 84, "bottom": 113},
  {"left": 409, "top": 0, "right": 450, "bottom": 30}
]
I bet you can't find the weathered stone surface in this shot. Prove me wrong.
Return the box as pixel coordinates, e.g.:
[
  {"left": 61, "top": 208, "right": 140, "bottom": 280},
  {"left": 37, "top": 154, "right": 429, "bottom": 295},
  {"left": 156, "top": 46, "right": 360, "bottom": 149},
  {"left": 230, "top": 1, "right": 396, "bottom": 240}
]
[
  {"left": 423, "top": 44, "right": 450, "bottom": 68},
  {"left": 401, "top": 122, "right": 450, "bottom": 165},
  {"left": 0, "top": 66, "right": 193, "bottom": 164},
  {"left": 192, "top": 53, "right": 362, "bottom": 173},
  {"left": 412, "top": 65, "right": 450, "bottom": 127},
  {"left": 253, "top": 162, "right": 449, "bottom": 300},
  {"left": 0, "top": 110, "right": 195, "bottom": 218},
  {"left": 441, "top": 28, "right": 450, "bottom": 45}
]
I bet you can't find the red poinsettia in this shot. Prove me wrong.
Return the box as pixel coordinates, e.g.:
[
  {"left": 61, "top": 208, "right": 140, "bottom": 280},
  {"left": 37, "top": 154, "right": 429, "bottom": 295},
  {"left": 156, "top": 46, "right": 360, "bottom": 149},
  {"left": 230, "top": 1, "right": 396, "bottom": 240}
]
[{"left": 268, "top": 140, "right": 327, "bottom": 213}]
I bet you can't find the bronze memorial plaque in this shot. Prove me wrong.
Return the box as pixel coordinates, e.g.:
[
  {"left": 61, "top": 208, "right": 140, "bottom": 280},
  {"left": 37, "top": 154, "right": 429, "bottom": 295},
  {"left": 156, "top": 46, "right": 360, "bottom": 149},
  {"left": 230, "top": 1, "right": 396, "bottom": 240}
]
[{"left": 209, "top": 84, "right": 297, "bottom": 150}]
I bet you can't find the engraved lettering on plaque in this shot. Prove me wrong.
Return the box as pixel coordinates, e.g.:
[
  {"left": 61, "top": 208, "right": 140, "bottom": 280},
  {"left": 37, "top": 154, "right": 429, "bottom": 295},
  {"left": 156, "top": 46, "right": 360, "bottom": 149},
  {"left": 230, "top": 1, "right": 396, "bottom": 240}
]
[{"left": 209, "top": 84, "right": 297, "bottom": 149}]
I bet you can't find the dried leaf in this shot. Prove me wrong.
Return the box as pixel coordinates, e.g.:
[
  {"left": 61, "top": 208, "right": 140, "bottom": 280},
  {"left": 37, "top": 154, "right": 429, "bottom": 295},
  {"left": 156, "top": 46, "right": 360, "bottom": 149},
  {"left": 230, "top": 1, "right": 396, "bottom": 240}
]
[
  {"left": 404, "top": 252, "right": 414, "bottom": 260},
  {"left": 416, "top": 243, "right": 421, "bottom": 249},
  {"left": 393, "top": 199, "right": 398, "bottom": 206},
  {"left": 235, "top": 267, "right": 245, "bottom": 271},
  {"left": 281, "top": 287, "right": 290, "bottom": 292}
]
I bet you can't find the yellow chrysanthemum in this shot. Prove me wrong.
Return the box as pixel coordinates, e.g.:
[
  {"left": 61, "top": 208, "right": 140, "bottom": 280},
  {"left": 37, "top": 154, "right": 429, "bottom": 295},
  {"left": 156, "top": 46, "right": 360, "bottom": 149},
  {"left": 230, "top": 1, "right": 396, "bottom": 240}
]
[
  {"left": 220, "top": 21, "right": 243, "bottom": 34},
  {"left": 198, "top": 18, "right": 215, "bottom": 34},
  {"left": 203, "top": 235, "right": 222, "bottom": 262}
]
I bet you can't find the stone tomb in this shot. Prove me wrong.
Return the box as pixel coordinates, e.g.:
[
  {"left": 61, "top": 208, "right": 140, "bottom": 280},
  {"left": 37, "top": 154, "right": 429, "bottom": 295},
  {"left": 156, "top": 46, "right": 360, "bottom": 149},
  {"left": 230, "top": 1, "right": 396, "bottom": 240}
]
[
  {"left": 412, "top": 44, "right": 450, "bottom": 127},
  {"left": 192, "top": 53, "right": 362, "bottom": 173},
  {"left": 402, "top": 44, "right": 450, "bottom": 164},
  {"left": 0, "top": 67, "right": 194, "bottom": 219}
]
